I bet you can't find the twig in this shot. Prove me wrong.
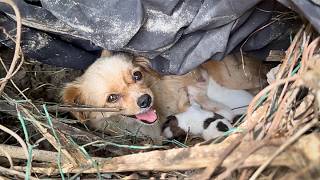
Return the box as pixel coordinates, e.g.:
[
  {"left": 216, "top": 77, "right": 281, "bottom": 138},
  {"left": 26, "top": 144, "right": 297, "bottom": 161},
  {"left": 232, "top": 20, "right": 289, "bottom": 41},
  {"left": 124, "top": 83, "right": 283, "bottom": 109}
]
[
  {"left": 239, "top": 169, "right": 253, "bottom": 180},
  {"left": 200, "top": 76, "right": 299, "bottom": 179},
  {"left": 0, "top": 100, "right": 127, "bottom": 156},
  {"left": 247, "top": 75, "right": 300, "bottom": 122},
  {"left": 195, "top": 104, "right": 268, "bottom": 179},
  {"left": 46, "top": 105, "right": 122, "bottom": 112},
  {"left": 14, "top": 139, "right": 299, "bottom": 175},
  {"left": 0, "top": 146, "right": 13, "bottom": 168},
  {"left": 277, "top": 35, "right": 302, "bottom": 101},
  {"left": 307, "top": 37, "right": 320, "bottom": 61},
  {"left": 0, "top": 124, "right": 28, "bottom": 159},
  {"left": 19, "top": 107, "right": 85, "bottom": 166},
  {"left": 255, "top": 26, "right": 305, "bottom": 140},
  {"left": 0, "top": 144, "right": 106, "bottom": 164},
  {"left": 249, "top": 119, "right": 318, "bottom": 180},
  {"left": 216, "top": 140, "right": 272, "bottom": 180},
  {"left": 0, "top": 175, "right": 11, "bottom": 180},
  {"left": 0, "top": 28, "right": 25, "bottom": 81},
  {"left": 266, "top": 28, "right": 314, "bottom": 136},
  {"left": 0, "top": 166, "right": 37, "bottom": 180},
  {"left": 0, "top": 57, "right": 28, "bottom": 100},
  {"left": 266, "top": 87, "right": 295, "bottom": 136},
  {"left": 239, "top": 14, "right": 297, "bottom": 77},
  {"left": 198, "top": 75, "right": 300, "bottom": 179},
  {"left": 0, "top": 0, "right": 23, "bottom": 95}
]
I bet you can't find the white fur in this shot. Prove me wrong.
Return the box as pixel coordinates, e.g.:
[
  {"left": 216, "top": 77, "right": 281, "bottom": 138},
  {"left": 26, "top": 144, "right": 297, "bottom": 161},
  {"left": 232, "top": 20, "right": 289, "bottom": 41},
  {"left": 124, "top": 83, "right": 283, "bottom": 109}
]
[
  {"left": 163, "top": 104, "right": 233, "bottom": 140},
  {"left": 206, "top": 78, "right": 253, "bottom": 114},
  {"left": 215, "top": 109, "right": 234, "bottom": 121},
  {"left": 176, "top": 104, "right": 213, "bottom": 135},
  {"left": 187, "top": 84, "right": 235, "bottom": 121},
  {"left": 162, "top": 127, "right": 173, "bottom": 138},
  {"left": 202, "top": 119, "right": 233, "bottom": 140}
]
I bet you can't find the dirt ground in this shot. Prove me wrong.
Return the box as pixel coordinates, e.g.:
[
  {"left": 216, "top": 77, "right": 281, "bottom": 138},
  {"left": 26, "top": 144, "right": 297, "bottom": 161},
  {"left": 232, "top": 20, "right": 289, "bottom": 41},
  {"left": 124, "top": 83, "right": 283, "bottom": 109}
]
[{"left": 0, "top": 46, "right": 82, "bottom": 102}]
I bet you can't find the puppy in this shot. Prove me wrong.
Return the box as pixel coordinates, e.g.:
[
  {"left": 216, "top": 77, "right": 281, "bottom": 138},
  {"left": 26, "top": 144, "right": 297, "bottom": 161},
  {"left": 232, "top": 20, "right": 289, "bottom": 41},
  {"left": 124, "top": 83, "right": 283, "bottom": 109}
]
[
  {"left": 62, "top": 51, "right": 261, "bottom": 142},
  {"left": 187, "top": 69, "right": 253, "bottom": 119},
  {"left": 162, "top": 103, "right": 233, "bottom": 141},
  {"left": 161, "top": 72, "right": 252, "bottom": 141}
]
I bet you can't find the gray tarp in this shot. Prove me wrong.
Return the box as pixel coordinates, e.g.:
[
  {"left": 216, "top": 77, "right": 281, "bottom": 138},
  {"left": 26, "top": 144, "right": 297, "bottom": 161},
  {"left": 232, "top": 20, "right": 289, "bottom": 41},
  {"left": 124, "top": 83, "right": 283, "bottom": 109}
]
[{"left": 0, "top": 0, "right": 316, "bottom": 75}]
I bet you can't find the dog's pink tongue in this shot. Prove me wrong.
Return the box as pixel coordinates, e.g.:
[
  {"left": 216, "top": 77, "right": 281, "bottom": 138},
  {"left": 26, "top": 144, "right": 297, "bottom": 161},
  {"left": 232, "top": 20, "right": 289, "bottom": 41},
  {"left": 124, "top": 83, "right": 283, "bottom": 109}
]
[{"left": 135, "top": 109, "right": 157, "bottom": 123}]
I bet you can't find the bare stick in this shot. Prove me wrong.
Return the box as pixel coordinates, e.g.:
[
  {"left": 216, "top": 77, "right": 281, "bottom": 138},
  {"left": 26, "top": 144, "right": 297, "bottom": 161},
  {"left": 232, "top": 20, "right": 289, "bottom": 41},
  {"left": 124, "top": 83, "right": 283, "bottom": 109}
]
[
  {"left": 0, "top": 166, "right": 37, "bottom": 180},
  {"left": 0, "top": 175, "right": 11, "bottom": 180},
  {"left": 0, "top": 144, "right": 63, "bottom": 163},
  {"left": 0, "top": 144, "right": 106, "bottom": 164},
  {"left": 46, "top": 105, "right": 121, "bottom": 112},
  {"left": 247, "top": 75, "right": 300, "bottom": 122},
  {"left": 21, "top": 107, "right": 88, "bottom": 166},
  {"left": 249, "top": 119, "right": 318, "bottom": 180},
  {"left": 0, "top": 146, "right": 13, "bottom": 168},
  {"left": 15, "top": 139, "right": 299, "bottom": 175},
  {"left": 0, "top": 0, "right": 23, "bottom": 94},
  {"left": 216, "top": 140, "right": 271, "bottom": 180},
  {"left": 0, "top": 124, "right": 28, "bottom": 159}
]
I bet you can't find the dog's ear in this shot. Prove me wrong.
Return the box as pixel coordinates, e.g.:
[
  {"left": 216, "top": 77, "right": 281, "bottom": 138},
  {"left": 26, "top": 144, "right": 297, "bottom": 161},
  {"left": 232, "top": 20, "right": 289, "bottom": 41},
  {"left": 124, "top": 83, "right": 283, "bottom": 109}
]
[
  {"left": 100, "top": 49, "right": 112, "bottom": 58},
  {"left": 133, "top": 56, "right": 160, "bottom": 79},
  {"left": 199, "top": 68, "right": 209, "bottom": 82},
  {"left": 62, "top": 83, "right": 88, "bottom": 122}
]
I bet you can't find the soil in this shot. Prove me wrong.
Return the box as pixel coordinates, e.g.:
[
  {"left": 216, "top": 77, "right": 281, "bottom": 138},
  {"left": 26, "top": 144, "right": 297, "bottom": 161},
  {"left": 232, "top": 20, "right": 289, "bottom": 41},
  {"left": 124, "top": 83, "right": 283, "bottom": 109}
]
[{"left": 0, "top": 46, "right": 82, "bottom": 103}]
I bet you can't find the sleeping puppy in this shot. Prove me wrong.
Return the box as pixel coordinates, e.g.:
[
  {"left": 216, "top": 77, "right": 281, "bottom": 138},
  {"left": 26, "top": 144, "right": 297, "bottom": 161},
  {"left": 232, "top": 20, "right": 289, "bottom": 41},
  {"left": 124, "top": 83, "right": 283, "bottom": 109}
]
[
  {"left": 162, "top": 103, "right": 233, "bottom": 141},
  {"left": 161, "top": 71, "right": 252, "bottom": 141},
  {"left": 186, "top": 69, "right": 253, "bottom": 119},
  {"left": 62, "top": 51, "right": 261, "bottom": 142}
]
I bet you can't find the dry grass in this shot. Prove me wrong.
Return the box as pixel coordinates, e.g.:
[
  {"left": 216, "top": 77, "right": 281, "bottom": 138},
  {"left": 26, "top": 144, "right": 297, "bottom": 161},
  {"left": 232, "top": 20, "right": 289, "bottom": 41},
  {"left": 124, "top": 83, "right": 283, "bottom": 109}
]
[{"left": 0, "top": 1, "right": 319, "bottom": 179}]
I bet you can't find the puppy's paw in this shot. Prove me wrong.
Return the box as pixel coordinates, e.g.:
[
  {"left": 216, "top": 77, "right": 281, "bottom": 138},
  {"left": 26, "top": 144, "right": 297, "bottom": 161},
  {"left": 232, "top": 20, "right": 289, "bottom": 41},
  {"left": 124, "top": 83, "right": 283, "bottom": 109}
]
[{"left": 162, "top": 115, "right": 186, "bottom": 139}]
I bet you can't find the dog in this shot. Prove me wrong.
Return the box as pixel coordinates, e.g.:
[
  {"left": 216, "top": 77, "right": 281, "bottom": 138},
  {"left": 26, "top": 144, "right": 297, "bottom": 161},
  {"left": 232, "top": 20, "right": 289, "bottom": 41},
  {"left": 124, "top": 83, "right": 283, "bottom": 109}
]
[{"left": 62, "top": 51, "right": 263, "bottom": 142}]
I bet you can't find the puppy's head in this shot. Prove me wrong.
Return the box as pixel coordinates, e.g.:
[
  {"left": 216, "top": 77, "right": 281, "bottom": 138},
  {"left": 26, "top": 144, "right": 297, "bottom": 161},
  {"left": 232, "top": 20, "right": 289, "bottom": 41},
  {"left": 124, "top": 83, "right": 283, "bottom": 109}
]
[{"left": 62, "top": 54, "right": 157, "bottom": 124}]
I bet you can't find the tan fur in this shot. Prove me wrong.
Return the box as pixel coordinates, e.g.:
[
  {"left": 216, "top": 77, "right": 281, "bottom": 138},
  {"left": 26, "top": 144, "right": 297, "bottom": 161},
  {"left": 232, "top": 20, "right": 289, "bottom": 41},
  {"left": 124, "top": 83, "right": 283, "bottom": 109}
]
[
  {"left": 63, "top": 54, "right": 154, "bottom": 120},
  {"left": 100, "top": 49, "right": 112, "bottom": 57},
  {"left": 62, "top": 52, "right": 266, "bottom": 139},
  {"left": 202, "top": 54, "right": 266, "bottom": 90}
]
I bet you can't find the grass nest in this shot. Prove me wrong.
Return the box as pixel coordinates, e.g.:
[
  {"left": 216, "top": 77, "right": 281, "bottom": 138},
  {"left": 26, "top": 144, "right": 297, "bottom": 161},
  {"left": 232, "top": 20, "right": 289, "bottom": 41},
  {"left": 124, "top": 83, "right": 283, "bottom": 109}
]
[{"left": 0, "top": 1, "right": 319, "bottom": 179}]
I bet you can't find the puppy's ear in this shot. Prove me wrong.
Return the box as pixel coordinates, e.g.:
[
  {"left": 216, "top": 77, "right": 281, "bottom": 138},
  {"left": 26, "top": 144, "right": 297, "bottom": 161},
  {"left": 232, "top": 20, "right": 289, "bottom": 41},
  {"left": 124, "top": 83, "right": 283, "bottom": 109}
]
[
  {"left": 62, "top": 83, "right": 88, "bottom": 122},
  {"left": 100, "top": 49, "right": 112, "bottom": 58}
]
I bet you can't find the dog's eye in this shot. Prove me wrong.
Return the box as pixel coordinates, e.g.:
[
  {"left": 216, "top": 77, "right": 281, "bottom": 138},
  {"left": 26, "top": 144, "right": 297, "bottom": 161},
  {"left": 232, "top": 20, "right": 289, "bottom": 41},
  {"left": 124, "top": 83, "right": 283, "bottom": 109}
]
[
  {"left": 133, "top": 71, "right": 143, "bottom": 81},
  {"left": 107, "top": 94, "right": 119, "bottom": 103}
]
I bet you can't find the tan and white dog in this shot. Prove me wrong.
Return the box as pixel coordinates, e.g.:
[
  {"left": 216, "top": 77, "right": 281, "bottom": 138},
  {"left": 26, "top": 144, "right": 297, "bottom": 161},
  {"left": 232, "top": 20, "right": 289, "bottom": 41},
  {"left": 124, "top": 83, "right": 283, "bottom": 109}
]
[{"left": 62, "top": 51, "right": 266, "bottom": 142}]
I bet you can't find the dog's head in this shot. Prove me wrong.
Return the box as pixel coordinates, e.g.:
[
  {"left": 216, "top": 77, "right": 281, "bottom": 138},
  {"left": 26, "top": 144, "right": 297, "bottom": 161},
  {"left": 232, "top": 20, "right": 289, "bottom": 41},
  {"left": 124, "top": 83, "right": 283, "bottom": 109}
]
[{"left": 62, "top": 53, "right": 158, "bottom": 124}]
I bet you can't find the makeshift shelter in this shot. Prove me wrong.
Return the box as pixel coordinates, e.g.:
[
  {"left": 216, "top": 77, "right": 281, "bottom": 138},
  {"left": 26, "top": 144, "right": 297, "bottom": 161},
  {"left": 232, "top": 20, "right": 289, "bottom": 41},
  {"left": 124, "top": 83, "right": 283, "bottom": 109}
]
[{"left": 0, "top": 0, "right": 319, "bottom": 179}]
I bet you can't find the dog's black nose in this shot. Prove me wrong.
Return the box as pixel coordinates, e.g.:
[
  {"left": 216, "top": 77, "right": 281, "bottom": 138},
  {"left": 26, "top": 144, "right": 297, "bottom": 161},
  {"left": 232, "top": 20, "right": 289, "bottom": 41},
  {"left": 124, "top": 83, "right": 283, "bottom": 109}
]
[{"left": 137, "top": 94, "right": 152, "bottom": 108}]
